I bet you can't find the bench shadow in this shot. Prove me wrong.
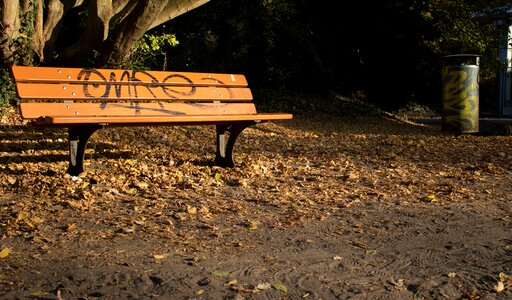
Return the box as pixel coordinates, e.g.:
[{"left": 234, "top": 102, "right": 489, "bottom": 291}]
[
  {"left": 0, "top": 125, "right": 129, "bottom": 165},
  {"left": 188, "top": 159, "right": 215, "bottom": 167}
]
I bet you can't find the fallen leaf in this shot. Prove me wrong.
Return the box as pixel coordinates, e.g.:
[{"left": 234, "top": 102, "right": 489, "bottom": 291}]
[
  {"left": 245, "top": 220, "right": 260, "bottom": 230},
  {"left": 274, "top": 283, "right": 288, "bottom": 293},
  {"left": 212, "top": 270, "right": 230, "bottom": 278},
  {"left": 153, "top": 254, "right": 165, "bottom": 260},
  {"left": 226, "top": 279, "right": 238, "bottom": 285},
  {"left": 0, "top": 247, "right": 10, "bottom": 259},
  {"left": 135, "top": 181, "right": 149, "bottom": 190},
  {"left": 125, "top": 188, "right": 137, "bottom": 195},
  {"left": 31, "top": 216, "right": 44, "bottom": 225},
  {"left": 385, "top": 278, "right": 405, "bottom": 291},
  {"left": 7, "top": 176, "right": 16, "bottom": 185},
  {"left": 423, "top": 194, "right": 437, "bottom": 202},
  {"left": 66, "top": 223, "right": 77, "bottom": 231},
  {"left": 198, "top": 206, "right": 210, "bottom": 215},
  {"left": 499, "top": 272, "right": 509, "bottom": 282},
  {"left": 353, "top": 240, "right": 369, "bottom": 250},
  {"left": 186, "top": 205, "right": 197, "bottom": 215},
  {"left": 174, "top": 212, "right": 188, "bottom": 221},
  {"left": 134, "top": 219, "right": 145, "bottom": 226},
  {"left": 30, "top": 291, "right": 50, "bottom": 297},
  {"left": 256, "top": 282, "right": 272, "bottom": 290},
  {"left": 493, "top": 281, "right": 505, "bottom": 293},
  {"left": 116, "top": 227, "right": 135, "bottom": 234},
  {"left": 230, "top": 284, "right": 253, "bottom": 293}
]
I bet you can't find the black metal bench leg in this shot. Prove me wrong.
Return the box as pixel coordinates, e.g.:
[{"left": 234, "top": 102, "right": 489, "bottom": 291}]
[
  {"left": 67, "top": 125, "right": 101, "bottom": 176},
  {"left": 215, "top": 122, "right": 255, "bottom": 167}
]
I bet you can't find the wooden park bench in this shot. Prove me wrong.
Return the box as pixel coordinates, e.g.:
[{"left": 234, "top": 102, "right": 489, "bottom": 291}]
[{"left": 11, "top": 66, "right": 293, "bottom": 176}]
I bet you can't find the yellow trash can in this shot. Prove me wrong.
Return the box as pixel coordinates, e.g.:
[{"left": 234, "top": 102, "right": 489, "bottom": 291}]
[{"left": 441, "top": 54, "right": 480, "bottom": 134}]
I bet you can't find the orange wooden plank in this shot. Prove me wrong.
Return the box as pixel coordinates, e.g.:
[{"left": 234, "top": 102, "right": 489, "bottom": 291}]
[
  {"left": 20, "top": 102, "right": 258, "bottom": 119},
  {"left": 15, "top": 83, "right": 253, "bottom": 101},
  {"left": 32, "top": 113, "right": 293, "bottom": 125},
  {"left": 11, "top": 66, "right": 248, "bottom": 87}
]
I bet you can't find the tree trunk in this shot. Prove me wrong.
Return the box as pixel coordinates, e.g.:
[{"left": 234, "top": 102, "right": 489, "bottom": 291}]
[{"left": 0, "top": 0, "right": 21, "bottom": 65}]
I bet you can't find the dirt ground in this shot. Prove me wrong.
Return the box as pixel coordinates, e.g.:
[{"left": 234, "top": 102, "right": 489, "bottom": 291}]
[{"left": 0, "top": 100, "right": 511, "bottom": 299}]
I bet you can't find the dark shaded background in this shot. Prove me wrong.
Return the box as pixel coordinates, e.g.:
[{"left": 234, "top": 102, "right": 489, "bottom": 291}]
[{"left": 154, "top": 0, "right": 508, "bottom": 113}]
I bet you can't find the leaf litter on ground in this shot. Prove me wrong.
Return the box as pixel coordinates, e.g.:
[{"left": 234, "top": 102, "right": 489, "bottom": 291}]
[{"left": 1, "top": 94, "right": 511, "bottom": 298}]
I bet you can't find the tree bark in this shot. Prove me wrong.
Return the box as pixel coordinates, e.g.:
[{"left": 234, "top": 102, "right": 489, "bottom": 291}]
[
  {"left": 148, "top": 0, "right": 210, "bottom": 30},
  {"left": 32, "top": 0, "right": 44, "bottom": 61},
  {"left": 0, "top": 0, "right": 21, "bottom": 65},
  {"left": 100, "top": 0, "right": 169, "bottom": 67},
  {"left": 42, "top": 0, "right": 64, "bottom": 44}
]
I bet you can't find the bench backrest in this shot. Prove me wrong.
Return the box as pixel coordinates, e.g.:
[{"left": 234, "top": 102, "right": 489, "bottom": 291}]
[{"left": 12, "top": 66, "right": 258, "bottom": 119}]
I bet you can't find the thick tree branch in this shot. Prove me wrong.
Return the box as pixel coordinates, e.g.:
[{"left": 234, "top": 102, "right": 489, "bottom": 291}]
[
  {"left": 64, "top": 0, "right": 115, "bottom": 66},
  {"left": 109, "top": 0, "right": 138, "bottom": 34},
  {"left": 32, "top": 0, "right": 44, "bottom": 60},
  {"left": 43, "top": 0, "right": 85, "bottom": 62},
  {"left": 112, "top": 0, "right": 131, "bottom": 14},
  {"left": 100, "top": 0, "right": 169, "bottom": 67},
  {"left": 148, "top": 0, "right": 210, "bottom": 30},
  {"left": 42, "top": 0, "right": 64, "bottom": 43},
  {"left": 99, "top": 0, "right": 210, "bottom": 67},
  {"left": 96, "top": 0, "right": 114, "bottom": 40}
]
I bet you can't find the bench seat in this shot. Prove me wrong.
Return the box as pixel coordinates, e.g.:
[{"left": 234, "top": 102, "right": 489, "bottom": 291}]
[
  {"left": 12, "top": 66, "right": 293, "bottom": 176},
  {"left": 27, "top": 113, "right": 292, "bottom": 126}
]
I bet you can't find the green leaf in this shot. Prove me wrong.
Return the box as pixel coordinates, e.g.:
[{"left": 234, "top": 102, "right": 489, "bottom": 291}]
[
  {"left": 274, "top": 283, "right": 288, "bottom": 293},
  {"left": 212, "top": 270, "right": 230, "bottom": 278},
  {"left": 30, "top": 291, "right": 50, "bottom": 297}
]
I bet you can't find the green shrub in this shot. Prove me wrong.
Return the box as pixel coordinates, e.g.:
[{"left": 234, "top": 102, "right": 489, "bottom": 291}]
[
  {"left": 126, "top": 32, "right": 179, "bottom": 70},
  {"left": 0, "top": 68, "right": 18, "bottom": 114}
]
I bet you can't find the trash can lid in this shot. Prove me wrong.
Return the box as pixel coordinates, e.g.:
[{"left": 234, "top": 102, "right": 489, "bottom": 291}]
[{"left": 442, "top": 54, "right": 480, "bottom": 66}]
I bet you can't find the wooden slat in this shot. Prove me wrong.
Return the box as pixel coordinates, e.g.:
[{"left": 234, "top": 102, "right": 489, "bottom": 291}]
[
  {"left": 15, "top": 83, "right": 253, "bottom": 101},
  {"left": 20, "top": 102, "right": 258, "bottom": 119},
  {"left": 11, "top": 66, "right": 248, "bottom": 87},
  {"left": 32, "top": 113, "right": 294, "bottom": 125}
]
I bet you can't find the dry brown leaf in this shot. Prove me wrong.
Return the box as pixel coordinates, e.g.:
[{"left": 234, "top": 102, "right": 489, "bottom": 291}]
[
  {"left": 493, "top": 281, "right": 505, "bottom": 293},
  {"left": 153, "top": 254, "right": 165, "bottom": 260}
]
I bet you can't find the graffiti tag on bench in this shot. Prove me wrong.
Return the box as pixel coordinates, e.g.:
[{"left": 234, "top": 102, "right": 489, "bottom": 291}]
[{"left": 77, "top": 69, "right": 233, "bottom": 99}]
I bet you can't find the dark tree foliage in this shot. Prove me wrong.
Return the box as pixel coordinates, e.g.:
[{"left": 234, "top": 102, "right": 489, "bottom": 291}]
[{"left": 166, "top": 0, "right": 510, "bottom": 110}]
